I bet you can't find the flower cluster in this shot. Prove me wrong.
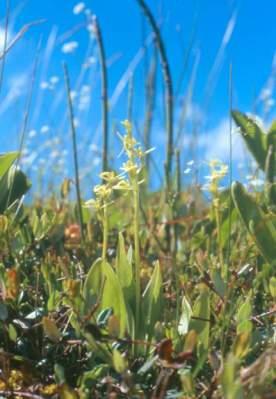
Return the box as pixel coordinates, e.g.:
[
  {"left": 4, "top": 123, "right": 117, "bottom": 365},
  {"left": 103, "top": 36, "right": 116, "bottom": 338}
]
[
  {"left": 85, "top": 120, "right": 153, "bottom": 215},
  {"left": 204, "top": 160, "right": 228, "bottom": 196}
]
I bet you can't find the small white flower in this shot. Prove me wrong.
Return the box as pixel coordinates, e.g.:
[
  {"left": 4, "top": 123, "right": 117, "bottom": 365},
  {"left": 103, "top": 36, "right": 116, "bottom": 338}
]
[
  {"left": 184, "top": 167, "right": 191, "bottom": 174},
  {"left": 62, "top": 41, "right": 79, "bottom": 54},
  {"left": 250, "top": 178, "right": 264, "bottom": 187},
  {"left": 73, "top": 2, "right": 85, "bottom": 15}
]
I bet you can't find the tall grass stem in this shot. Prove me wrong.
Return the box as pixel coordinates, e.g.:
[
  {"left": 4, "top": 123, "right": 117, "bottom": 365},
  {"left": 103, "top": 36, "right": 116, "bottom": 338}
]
[{"left": 63, "top": 63, "right": 85, "bottom": 243}]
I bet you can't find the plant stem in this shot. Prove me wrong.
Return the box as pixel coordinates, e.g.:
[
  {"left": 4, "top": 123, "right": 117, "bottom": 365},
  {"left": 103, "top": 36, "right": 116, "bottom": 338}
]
[
  {"left": 126, "top": 124, "right": 141, "bottom": 334},
  {"left": 127, "top": 73, "right": 134, "bottom": 122},
  {"left": 174, "top": 149, "right": 181, "bottom": 318},
  {"left": 144, "top": 49, "right": 157, "bottom": 174},
  {"left": 214, "top": 201, "right": 223, "bottom": 268},
  {"left": 133, "top": 178, "right": 141, "bottom": 332},
  {"left": 63, "top": 62, "right": 85, "bottom": 243},
  {"left": 93, "top": 15, "right": 109, "bottom": 175},
  {"left": 136, "top": 0, "right": 174, "bottom": 195},
  {"left": 102, "top": 204, "right": 108, "bottom": 262}
]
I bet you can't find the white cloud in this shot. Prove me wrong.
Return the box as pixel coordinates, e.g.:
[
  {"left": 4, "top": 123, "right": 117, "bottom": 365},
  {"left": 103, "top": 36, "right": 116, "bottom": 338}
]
[
  {"left": 0, "top": 73, "right": 28, "bottom": 115},
  {"left": 73, "top": 2, "right": 86, "bottom": 15},
  {"left": 199, "top": 118, "right": 247, "bottom": 162},
  {"left": 0, "top": 26, "right": 12, "bottom": 53},
  {"left": 61, "top": 41, "right": 79, "bottom": 54}
]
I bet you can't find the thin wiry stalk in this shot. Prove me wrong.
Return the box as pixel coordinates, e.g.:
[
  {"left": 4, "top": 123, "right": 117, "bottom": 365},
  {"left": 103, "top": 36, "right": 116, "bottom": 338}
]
[
  {"left": 227, "top": 63, "right": 233, "bottom": 274},
  {"left": 175, "top": 11, "right": 198, "bottom": 98},
  {"left": 176, "top": 149, "right": 181, "bottom": 195},
  {"left": 63, "top": 63, "right": 85, "bottom": 242},
  {"left": 136, "top": 0, "right": 174, "bottom": 194},
  {"left": 6, "top": 40, "right": 40, "bottom": 210},
  {"left": 175, "top": 49, "right": 200, "bottom": 149},
  {"left": 0, "top": 19, "right": 45, "bottom": 60},
  {"left": 93, "top": 15, "right": 109, "bottom": 174},
  {"left": 0, "top": 0, "right": 10, "bottom": 93},
  {"left": 127, "top": 74, "right": 134, "bottom": 122},
  {"left": 143, "top": 49, "right": 157, "bottom": 172},
  {"left": 173, "top": 149, "right": 181, "bottom": 318}
]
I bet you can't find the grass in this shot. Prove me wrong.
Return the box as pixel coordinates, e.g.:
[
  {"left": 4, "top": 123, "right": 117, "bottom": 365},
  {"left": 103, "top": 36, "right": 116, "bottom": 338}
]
[{"left": 0, "top": 2, "right": 275, "bottom": 399}]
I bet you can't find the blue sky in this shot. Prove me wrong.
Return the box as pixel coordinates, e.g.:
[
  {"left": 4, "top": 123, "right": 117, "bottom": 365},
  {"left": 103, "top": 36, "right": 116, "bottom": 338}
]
[{"left": 0, "top": 0, "right": 275, "bottom": 193}]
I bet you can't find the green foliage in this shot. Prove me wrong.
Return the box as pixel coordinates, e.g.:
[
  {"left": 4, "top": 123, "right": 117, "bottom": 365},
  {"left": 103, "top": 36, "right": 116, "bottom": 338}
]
[
  {"left": 232, "top": 181, "right": 276, "bottom": 264},
  {"left": 0, "top": 108, "right": 275, "bottom": 398},
  {"left": 232, "top": 110, "right": 268, "bottom": 171},
  {"left": 0, "top": 153, "right": 31, "bottom": 213}
]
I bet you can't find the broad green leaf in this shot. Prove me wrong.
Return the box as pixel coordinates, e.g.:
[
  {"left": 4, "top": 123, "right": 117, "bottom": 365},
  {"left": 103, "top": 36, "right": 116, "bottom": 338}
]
[
  {"left": 189, "top": 288, "right": 210, "bottom": 355},
  {"left": 83, "top": 258, "right": 102, "bottom": 314},
  {"left": 269, "top": 276, "right": 276, "bottom": 298},
  {"left": 236, "top": 296, "right": 252, "bottom": 326},
  {"left": 0, "top": 152, "right": 18, "bottom": 178},
  {"left": 142, "top": 260, "right": 163, "bottom": 337},
  {"left": 232, "top": 110, "right": 267, "bottom": 171},
  {"left": 232, "top": 181, "right": 276, "bottom": 264},
  {"left": 178, "top": 295, "right": 192, "bottom": 335},
  {"left": 112, "top": 349, "right": 127, "bottom": 373},
  {"left": 101, "top": 261, "right": 129, "bottom": 336},
  {"left": 0, "top": 166, "right": 31, "bottom": 213},
  {"left": 233, "top": 331, "right": 251, "bottom": 359},
  {"left": 54, "top": 363, "right": 66, "bottom": 384},
  {"left": 8, "top": 323, "right": 17, "bottom": 342},
  {"left": 211, "top": 269, "right": 227, "bottom": 298},
  {"left": 221, "top": 354, "right": 244, "bottom": 399},
  {"left": 115, "top": 232, "right": 134, "bottom": 303}
]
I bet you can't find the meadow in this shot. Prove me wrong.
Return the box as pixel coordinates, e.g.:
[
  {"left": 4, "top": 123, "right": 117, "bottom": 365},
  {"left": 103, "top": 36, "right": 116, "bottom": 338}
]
[{"left": 0, "top": 1, "right": 275, "bottom": 398}]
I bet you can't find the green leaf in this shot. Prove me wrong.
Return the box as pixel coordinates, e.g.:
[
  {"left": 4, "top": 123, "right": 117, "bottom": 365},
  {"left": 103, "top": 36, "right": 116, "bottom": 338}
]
[
  {"left": 8, "top": 323, "right": 17, "bottom": 342},
  {"left": 79, "top": 365, "right": 109, "bottom": 390},
  {"left": 211, "top": 269, "right": 227, "bottom": 298},
  {"left": 233, "top": 331, "right": 251, "bottom": 359},
  {"left": 54, "top": 363, "right": 66, "bottom": 384},
  {"left": 0, "top": 166, "right": 31, "bottom": 213},
  {"left": 0, "top": 152, "right": 18, "bottom": 179},
  {"left": 221, "top": 354, "right": 244, "bottom": 399},
  {"left": 83, "top": 258, "right": 102, "bottom": 314},
  {"left": 112, "top": 349, "right": 127, "bottom": 373},
  {"left": 142, "top": 260, "right": 163, "bottom": 337},
  {"left": 232, "top": 181, "right": 276, "bottom": 265},
  {"left": 189, "top": 288, "right": 210, "bottom": 355},
  {"left": 115, "top": 232, "right": 134, "bottom": 303},
  {"left": 232, "top": 110, "right": 267, "bottom": 171},
  {"left": 101, "top": 261, "right": 129, "bottom": 336},
  {"left": 0, "top": 303, "right": 8, "bottom": 321},
  {"left": 269, "top": 276, "right": 276, "bottom": 298},
  {"left": 178, "top": 296, "right": 192, "bottom": 335},
  {"left": 236, "top": 296, "right": 252, "bottom": 326}
]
